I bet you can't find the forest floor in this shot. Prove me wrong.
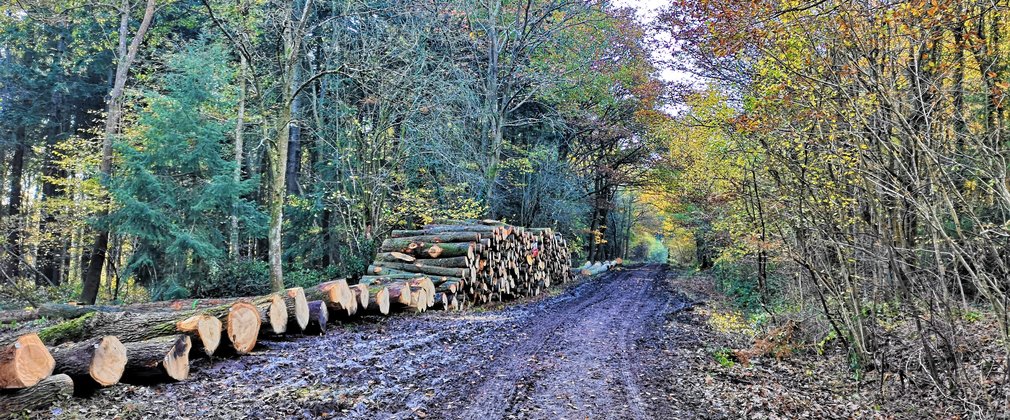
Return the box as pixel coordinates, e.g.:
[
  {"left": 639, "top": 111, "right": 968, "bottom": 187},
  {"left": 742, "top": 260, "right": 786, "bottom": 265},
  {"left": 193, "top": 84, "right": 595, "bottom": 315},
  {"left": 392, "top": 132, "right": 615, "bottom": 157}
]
[{"left": 40, "top": 264, "right": 912, "bottom": 419}]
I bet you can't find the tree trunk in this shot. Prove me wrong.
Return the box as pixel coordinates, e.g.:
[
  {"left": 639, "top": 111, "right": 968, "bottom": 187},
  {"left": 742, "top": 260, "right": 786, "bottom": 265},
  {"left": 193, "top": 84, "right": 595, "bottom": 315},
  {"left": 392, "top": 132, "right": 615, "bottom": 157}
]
[
  {"left": 49, "top": 336, "right": 126, "bottom": 393},
  {"left": 284, "top": 287, "right": 310, "bottom": 332},
  {"left": 365, "top": 286, "right": 390, "bottom": 315},
  {"left": 220, "top": 302, "right": 260, "bottom": 355},
  {"left": 230, "top": 53, "right": 247, "bottom": 260},
  {"left": 368, "top": 262, "right": 468, "bottom": 278},
  {"left": 348, "top": 284, "right": 369, "bottom": 312},
  {"left": 38, "top": 33, "right": 69, "bottom": 287},
  {"left": 304, "top": 279, "right": 355, "bottom": 317},
  {"left": 38, "top": 145, "right": 67, "bottom": 287},
  {"left": 81, "top": 0, "right": 157, "bottom": 305},
  {"left": 0, "top": 374, "right": 73, "bottom": 414},
  {"left": 34, "top": 307, "right": 225, "bottom": 357},
  {"left": 303, "top": 300, "right": 328, "bottom": 335},
  {"left": 120, "top": 335, "right": 191, "bottom": 384},
  {"left": 374, "top": 252, "right": 416, "bottom": 263},
  {"left": 267, "top": 101, "right": 291, "bottom": 293},
  {"left": 256, "top": 293, "right": 288, "bottom": 336},
  {"left": 384, "top": 282, "right": 412, "bottom": 306},
  {"left": 380, "top": 233, "right": 482, "bottom": 251},
  {"left": 5, "top": 127, "right": 26, "bottom": 280},
  {"left": 286, "top": 63, "right": 302, "bottom": 195}
]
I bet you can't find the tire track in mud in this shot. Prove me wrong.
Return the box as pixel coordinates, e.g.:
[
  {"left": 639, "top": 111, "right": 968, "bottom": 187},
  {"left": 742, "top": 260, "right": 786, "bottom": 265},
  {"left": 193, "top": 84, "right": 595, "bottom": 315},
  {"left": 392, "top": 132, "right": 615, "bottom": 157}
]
[{"left": 449, "top": 264, "right": 676, "bottom": 420}]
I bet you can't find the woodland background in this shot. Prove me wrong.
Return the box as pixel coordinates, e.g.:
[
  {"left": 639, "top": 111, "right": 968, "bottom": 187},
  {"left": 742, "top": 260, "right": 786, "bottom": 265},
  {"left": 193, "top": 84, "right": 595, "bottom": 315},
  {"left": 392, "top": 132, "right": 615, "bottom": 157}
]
[
  {"left": 8, "top": 0, "right": 1010, "bottom": 414},
  {"left": 0, "top": 0, "right": 669, "bottom": 306}
]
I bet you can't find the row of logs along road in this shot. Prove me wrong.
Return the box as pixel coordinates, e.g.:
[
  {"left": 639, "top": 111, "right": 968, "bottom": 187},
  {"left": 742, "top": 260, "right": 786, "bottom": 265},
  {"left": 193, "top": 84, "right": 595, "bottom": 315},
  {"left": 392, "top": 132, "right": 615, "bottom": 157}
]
[{"left": 0, "top": 220, "right": 621, "bottom": 414}]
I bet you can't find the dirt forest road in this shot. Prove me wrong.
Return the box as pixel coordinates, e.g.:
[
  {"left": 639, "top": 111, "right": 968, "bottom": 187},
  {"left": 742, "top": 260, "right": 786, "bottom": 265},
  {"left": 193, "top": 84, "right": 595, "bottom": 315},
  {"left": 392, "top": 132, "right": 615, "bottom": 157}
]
[{"left": 56, "top": 264, "right": 692, "bottom": 420}]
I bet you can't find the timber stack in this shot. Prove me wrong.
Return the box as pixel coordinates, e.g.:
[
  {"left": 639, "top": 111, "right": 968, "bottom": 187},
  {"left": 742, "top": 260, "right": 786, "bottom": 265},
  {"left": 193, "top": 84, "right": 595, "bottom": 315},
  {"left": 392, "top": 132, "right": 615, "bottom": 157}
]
[
  {"left": 0, "top": 221, "right": 592, "bottom": 415},
  {"left": 369, "top": 219, "right": 574, "bottom": 311}
]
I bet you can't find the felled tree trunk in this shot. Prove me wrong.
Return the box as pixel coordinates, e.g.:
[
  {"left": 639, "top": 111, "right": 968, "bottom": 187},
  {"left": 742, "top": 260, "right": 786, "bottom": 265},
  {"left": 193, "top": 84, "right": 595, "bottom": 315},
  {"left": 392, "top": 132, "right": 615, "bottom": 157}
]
[
  {"left": 365, "top": 286, "right": 390, "bottom": 316},
  {"left": 0, "top": 374, "right": 73, "bottom": 414},
  {"left": 379, "top": 233, "right": 482, "bottom": 250},
  {"left": 0, "top": 304, "right": 121, "bottom": 324},
  {"left": 385, "top": 282, "right": 412, "bottom": 307},
  {"left": 435, "top": 279, "right": 463, "bottom": 294},
  {"left": 349, "top": 284, "right": 369, "bottom": 313},
  {"left": 303, "top": 301, "right": 329, "bottom": 336},
  {"left": 392, "top": 225, "right": 497, "bottom": 237},
  {"left": 284, "top": 287, "right": 310, "bottom": 332},
  {"left": 0, "top": 334, "right": 55, "bottom": 389},
  {"left": 120, "top": 335, "right": 191, "bottom": 384},
  {"left": 305, "top": 279, "right": 355, "bottom": 317},
  {"left": 256, "top": 294, "right": 288, "bottom": 336},
  {"left": 176, "top": 314, "right": 222, "bottom": 357},
  {"left": 220, "top": 302, "right": 260, "bottom": 355},
  {"left": 367, "top": 262, "right": 468, "bottom": 278},
  {"left": 374, "top": 252, "right": 416, "bottom": 262},
  {"left": 408, "top": 278, "right": 435, "bottom": 307},
  {"left": 407, "top": 256, "right": 469, "bottom": 268},
  {"left": 36, "top": 309, "right": 222, "bottom": 358},
  {"left": 406, "top": 287, "right": 428, "bottom": 313},
  {"left": 49, "top": 336, "right": 126, "bottom": 394}
]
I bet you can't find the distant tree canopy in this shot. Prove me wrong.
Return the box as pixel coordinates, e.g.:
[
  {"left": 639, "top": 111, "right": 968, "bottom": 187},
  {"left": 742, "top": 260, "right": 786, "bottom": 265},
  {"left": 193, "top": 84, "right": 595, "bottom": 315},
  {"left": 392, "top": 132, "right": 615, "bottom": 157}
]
[{"left": 0, "top": 0, "right": 664, "bottom": 304}]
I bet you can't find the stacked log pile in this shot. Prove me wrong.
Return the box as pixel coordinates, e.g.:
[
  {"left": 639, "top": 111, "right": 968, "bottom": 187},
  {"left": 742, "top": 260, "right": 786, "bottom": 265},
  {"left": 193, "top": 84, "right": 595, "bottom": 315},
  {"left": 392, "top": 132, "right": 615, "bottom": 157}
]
[
  {"left": 0, "top": 221, "right": 595, "bottom": 414},
  {"left": 369, "top": 220, "right": 574, "bottom": 311}
]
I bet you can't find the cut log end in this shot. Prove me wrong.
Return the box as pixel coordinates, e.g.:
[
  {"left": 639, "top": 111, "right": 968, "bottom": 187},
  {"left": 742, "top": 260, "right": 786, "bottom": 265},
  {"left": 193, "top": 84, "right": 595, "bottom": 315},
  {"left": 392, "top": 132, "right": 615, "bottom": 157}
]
[
  {"left": 350, "top": 284, "right": 370, "bottom": 312},
  {"left": 387, "top": 282, "right": 412, "bottom": 306},
  {"left": 121, "top": 335, "right": 192, "bottom": 384},
  {"left": 426, "top": 244, "right": 443, "bottom": 258},
  {"left": 376, "top": 287, "right": 390, "bottom": 315},
  {"left": 0, "top": 334, "right": 55, "bottom": 389},
  {"left": 286, "top": 287, "right": 310, "bottom": 331},
  {"left": 162, "top": 336, "right": 191, "bottom": 382},
  {"left": 227, "top": 302, "right": 261, "bottom": 354},
  {"left": 304, "top": 301, "right": 329, "bottom": 335},
  {"left": 408, "top": 288, "right": 428, "bottom": 313},
  {"left": 177, "top": 314, "right": 222, "bottom": 356},
  {"left": 320, "top": 279, "right": 355, "bottom": 316},
  {"left": 266, "top": 294, "right": 288, "bottom": 334},
  {"left": 90, "top": 336, "right": 127, "bottom": 387}
]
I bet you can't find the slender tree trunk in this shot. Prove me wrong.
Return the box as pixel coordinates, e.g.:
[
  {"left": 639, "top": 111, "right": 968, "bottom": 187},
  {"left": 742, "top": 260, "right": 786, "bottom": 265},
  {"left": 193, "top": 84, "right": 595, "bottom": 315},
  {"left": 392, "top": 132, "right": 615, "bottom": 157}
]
[
  {"left": 587, "top": 206, "right": 599, "bottom": 262},
  {"left": 230, "top": 54, "right": 246, "bottom": 260},
  {"left": 267, "top": 0, "right": 313, "bottom": 293},
  {"left": 623, "top": 198, "right": 632, "bottom": 259},
  {"left": 269, "top": 102, "right": 291, "bottom": 293},
  {"left": 597, "top": 205, "right": 610, "bottom": 260},
  {"left": 286, "top": 63, "right": 302, "bottom": 196},
  {"left": 5, "top": 126, "right": 26, "bottom": 280},
  {"left": 81, "top": 0, "right": 157, "bottom": 305},
  {"left": 481, "top": 1, "right": 502, "bottom": 213}
]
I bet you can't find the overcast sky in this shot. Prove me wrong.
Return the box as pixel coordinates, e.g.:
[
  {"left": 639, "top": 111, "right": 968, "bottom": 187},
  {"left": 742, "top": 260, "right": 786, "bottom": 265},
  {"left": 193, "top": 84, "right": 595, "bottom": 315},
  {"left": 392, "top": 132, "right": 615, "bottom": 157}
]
[
  {"left": 611, "top": 0, "right": 668, "bottom": 19},
  {"left": 610, "top": 0, "right": 693, "bottom": 85}
]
